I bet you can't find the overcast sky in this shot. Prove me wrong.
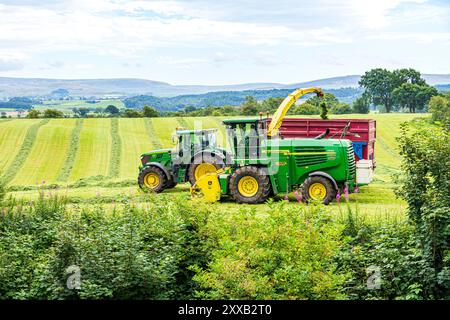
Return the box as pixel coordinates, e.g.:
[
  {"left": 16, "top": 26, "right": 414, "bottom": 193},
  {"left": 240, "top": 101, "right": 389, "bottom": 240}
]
[{"left": 0, "top": 0, "right": 449, "bottom": 85}]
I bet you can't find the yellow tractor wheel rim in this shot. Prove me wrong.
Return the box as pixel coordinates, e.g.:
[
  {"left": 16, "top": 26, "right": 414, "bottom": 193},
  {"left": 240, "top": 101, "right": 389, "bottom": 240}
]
[
  {"left": 238, "top": 176, "right": 259, "bottom": 197},
  {"left": 144, "top": 172, "right": 160, "bottom": 189},
  {"left": 194, "top": 163, "right": 217, "bottom": 180},
  {"left": 308, "top": 182, "right": 327, "bottom": 200}
]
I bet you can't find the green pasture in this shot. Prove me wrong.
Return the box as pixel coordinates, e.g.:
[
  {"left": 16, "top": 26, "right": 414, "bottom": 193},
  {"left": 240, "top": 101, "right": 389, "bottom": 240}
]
[{"left": 1, "top": 113, "right": 424, "bottom": 214}]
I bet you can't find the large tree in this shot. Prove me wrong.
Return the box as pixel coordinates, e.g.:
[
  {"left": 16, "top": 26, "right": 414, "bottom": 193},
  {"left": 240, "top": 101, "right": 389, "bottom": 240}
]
[
  {"left": 142, "top": 105, "right": 159, "bottom": 117},
  {"left": 359, "top": 68, "right": 397, "bottom": 113},
  {"left": 393, "top": 83, "right": 438, "bottom": 113},
  {"left": 240, "top": 96, "right": 259, "bottom": 116}
]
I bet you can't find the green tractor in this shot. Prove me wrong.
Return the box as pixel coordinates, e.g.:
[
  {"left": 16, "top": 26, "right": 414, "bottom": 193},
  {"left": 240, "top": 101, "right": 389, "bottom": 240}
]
[
  {"left": 191, "top": 88, "right": 357, "bottom": 204},
  {"left": 138, "top": 128, "right": 229, "bottom": 193}
]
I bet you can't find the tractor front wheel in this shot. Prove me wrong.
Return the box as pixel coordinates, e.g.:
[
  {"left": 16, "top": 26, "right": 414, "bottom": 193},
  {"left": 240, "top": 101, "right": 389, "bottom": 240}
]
[
  {"left": 188, "top": 153, "right": 225, "bottom": 185},
  {"left": 138, "top": 166, "right": 167, "bottom": 193},
  {"left": 229, "top": 166, "right": 271, "bottom": 204},
  {"left": 301, "top": 176, "right": 336, "bottom": 205}
]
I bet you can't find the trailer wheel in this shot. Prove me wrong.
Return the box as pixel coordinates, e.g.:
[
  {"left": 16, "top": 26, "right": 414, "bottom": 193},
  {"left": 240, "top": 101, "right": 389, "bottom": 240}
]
[
  {"left": 138, "top": 166, "right": 167, "bottom": 193},
  {"left": 229, "top": 166, "right": 271, "bottom": 204},
  {"left": 301, "top": 176, "right": 336, "bottom": 205}
]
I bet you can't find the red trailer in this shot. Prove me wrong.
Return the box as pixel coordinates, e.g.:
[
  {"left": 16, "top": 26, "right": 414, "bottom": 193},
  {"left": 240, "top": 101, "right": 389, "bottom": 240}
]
[
  {"left": 276, "top": 118, "right": 376, "bottom": 162},
  {"left": 265, "top": 118, "right": 377, "bottom": 184}
]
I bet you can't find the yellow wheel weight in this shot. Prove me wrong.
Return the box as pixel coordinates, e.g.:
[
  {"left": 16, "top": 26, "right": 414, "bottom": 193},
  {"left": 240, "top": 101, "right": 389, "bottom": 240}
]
[
  {"left": 238, "top": 176, "right": 259, "bottom": 197},
  {"left": 194, "top": 163, "right": 217, "bottom": 180},
  {"left": 308, "top": 182, "right": 327, "bottom": 200},
  {"left": 144, "top": 172, "right": 160, "bottom": 189}
]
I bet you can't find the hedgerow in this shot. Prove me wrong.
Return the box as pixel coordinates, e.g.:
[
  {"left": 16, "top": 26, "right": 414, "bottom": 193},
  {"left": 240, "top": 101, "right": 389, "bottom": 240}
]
[
  {"left": 0, "top": 192, "right": 211, "bottom": 299},
  {"left": 57, "top": 118, "right": 84, "bottom": 182}
]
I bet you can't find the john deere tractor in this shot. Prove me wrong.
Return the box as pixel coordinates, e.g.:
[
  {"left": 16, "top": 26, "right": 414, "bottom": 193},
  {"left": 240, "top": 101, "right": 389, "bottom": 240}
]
[
  {"left": 191, "top": 88, "right": 357, "bottom": 204},
  {"left": 138, "top": 128, "right": 229, "bottom": 192}
]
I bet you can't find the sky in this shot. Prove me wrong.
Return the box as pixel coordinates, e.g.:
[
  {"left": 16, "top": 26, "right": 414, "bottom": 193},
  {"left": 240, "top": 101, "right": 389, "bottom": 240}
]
[{"left": 0, "top": 0, "right": 449, "bottom": 85}]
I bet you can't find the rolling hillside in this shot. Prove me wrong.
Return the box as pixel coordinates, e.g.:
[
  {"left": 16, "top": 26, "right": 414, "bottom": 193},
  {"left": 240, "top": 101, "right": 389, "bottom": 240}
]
[
  {"left": 0, "top": 114, "right": 421, "bottom": 189},
  {"left": 1, "top": 74, "right": 449, "bottom": 98}
]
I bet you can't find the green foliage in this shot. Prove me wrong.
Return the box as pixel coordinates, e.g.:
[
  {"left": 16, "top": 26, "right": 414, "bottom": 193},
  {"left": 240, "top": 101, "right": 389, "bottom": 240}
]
[
  {"left": 359, "top": 68, "right": 437, "bottom": 113},
  {"left": 43, "top": 109, "right": 64, "bottom": 118},
  {"left": 72, "top": 107, "right": 90, "bottom": 118},
  {"left": 428, "top": 94, "right": 450, "bottom": 126},
  {"left": 0, "top": 194, "right": 211, "bottom": 299},
  {"left": 393, "top": 83, "right": 438, "bottom": 113},
  {"left": 290, "top": 102, "right": 319, "bottom": 115},
  {"left": 396, "top": 121, "right": 450, "bottom": 298},
  {"left": 352, "top": 94, "right": 370, "bottom": 114},
  {"left": 335, "top": 207, "right": 430, "bottom": 300},
  {"left": 240, "top": 96, "right": 259, "bottom": 116},
  {"left": 331, "top": 103, "right": 352, "bottom": 114},
  {"left": 359, "top": 68, "right": 397, "bottom": 113},
  {"left": 108, "top": 118, "right": 121, "bottom": 178},
  {"left": 142, "top": 105, "right": 159, "bottom": 118},
  {"left": 27, "top": 109, "right": 40, "bottom": 119},
  {"left": 105, "top": 105, "right": 120, "bottom": 115},
  {"left": 123, "top": 109, "right": 142, "bottom": 118},
  {"left": 307, "top": 93, "right": 339, "bottom": 108},
  {"left": 57, "top": 119, "right": 84, "bottom": 182},
  {"left": 320, "top": 102, "right": 329, "bottom": 119},
  {"left": 193, "top": 202, "right": 347, "bottom": 299}
]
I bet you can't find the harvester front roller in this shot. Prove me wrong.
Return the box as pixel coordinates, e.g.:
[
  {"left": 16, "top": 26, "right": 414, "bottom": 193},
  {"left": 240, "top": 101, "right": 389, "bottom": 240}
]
[{"left": 190, "top": 172, "right": 222, "bottom": 203}]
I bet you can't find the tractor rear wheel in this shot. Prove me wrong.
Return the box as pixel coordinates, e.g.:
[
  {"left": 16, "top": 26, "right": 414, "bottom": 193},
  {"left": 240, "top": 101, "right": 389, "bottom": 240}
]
[
  {"left": 301, "top": 176, "right": 336, "bottom": 205},
  {"left": 229, "top": 166, "right": 271, "bottom": 204},
  {"left": 188, "top": 153, "right": 225, "bottom": 185},
  {"left": 138, "top": 166, "right": 167, "bottom": 193}
]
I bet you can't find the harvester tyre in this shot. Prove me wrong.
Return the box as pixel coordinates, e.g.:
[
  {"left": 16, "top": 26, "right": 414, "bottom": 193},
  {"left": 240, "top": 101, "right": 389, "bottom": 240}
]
[
  {"left": 138, "top": 166, "right": 167, "bottom": 193},
  {"left": 229, "top": 166, "right": 271, "bottom": 204},
  {"left": 188, "top": 153, "right": 225, "bottom": 185},
  {"left": 301, "top": 176, "right": 336, "bottom": 205}
]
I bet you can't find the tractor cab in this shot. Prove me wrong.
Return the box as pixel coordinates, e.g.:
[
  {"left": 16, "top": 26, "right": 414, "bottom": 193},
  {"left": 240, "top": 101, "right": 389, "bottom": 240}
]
[
  {"left": 223, "top": 119, "right": 268, "bottom": 160},
  {"left": 173, "top": 129, "right": 218, "bottom": 164}
]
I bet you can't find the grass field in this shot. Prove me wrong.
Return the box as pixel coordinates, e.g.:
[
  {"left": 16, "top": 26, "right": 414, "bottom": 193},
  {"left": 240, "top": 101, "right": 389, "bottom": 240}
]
[
  {"left": 1, "top": 113, "right": 424, "bottom": 214},
  {"left": 33, "top": 99, "right": 125, "bottom": 114}
]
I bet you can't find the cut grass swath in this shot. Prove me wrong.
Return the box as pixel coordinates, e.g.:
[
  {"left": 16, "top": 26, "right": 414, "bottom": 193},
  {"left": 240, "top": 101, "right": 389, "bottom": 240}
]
[
  {"left": 68, "top": 118, "right": 112, "bottom": 182},
  {"left": 0, "top": 119, "right": 41, "bottom": 172},
  {"left": 10, "top": 119, "right": 76, "bottom": 186},
  {"left": 149, "top": 117, "right": 181, "bottom": 148},
  {"left": 0, "top": 119, "right": 50, "bottom": 185},
  {"left": 118, "top": 118, "right": 153, "bottom": 179},
  {"left": 57, "top": 118, "right": 84, "bottom": 182},
  {"left": 108, "top": 118, "right": 122, "bottom": 178},
  {"left": 176, "top": 117, "right": 190, "bottom": 129},
  {"left": 143, "top": 118, "right": 163, "bottom": 149}
]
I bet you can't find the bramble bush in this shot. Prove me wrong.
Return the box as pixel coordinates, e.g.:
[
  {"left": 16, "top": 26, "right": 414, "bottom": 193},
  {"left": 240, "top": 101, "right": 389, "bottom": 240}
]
[
  {"left": 396, "top": 121, "right": 450, "bottom": 299},
  {"left": 192, "top": 201, "right": 348, "bottom": 299},
  {"left": 0, "top": 192, "right": 211, "bottom": 299}
]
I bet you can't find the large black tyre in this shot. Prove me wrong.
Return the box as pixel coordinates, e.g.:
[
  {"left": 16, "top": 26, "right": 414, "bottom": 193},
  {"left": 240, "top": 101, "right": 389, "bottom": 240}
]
[
  {"left": 301, "top": 176, "right": 336, "bottom": 205},
  {"left": 229, "top": 166, "right": 271, "bottom": 204},
  {"left": 187, "top": 153, "right": 225, "bottom": 185},
  {"left": 138, "top": 166, "right": 167, "bottom": 193}
]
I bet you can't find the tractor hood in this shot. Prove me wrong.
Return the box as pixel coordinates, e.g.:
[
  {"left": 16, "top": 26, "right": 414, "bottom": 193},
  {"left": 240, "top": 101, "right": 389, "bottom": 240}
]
[{"left": 144, "top": 148, "right": 171, "bottom": 155}]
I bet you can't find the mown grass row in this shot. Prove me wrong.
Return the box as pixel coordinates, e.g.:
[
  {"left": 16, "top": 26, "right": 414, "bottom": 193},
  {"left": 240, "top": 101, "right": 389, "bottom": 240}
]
[
  {"left": 176, "top": 117, "right": 190, "bottom": 129},
  {"left": 108, "top": 118, "right": 122, "bottom": 178},
  {"left": 57, "top": 118, "right": 84, "bottom": 182},
  {"left": 0, "top": 119, "right": 50, "bottom": 185},
  {"left": 143, "top": 118, "right": 163, "bottom": 149}
]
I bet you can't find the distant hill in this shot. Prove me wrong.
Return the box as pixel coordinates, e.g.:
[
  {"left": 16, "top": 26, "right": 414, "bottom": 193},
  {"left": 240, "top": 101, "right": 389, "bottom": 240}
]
[
  {"left": 0, "top": 74, "right": 448, "bottom": 99},
  {"left": 123, "top": 87, "right": 363, "bottom": 111}
]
